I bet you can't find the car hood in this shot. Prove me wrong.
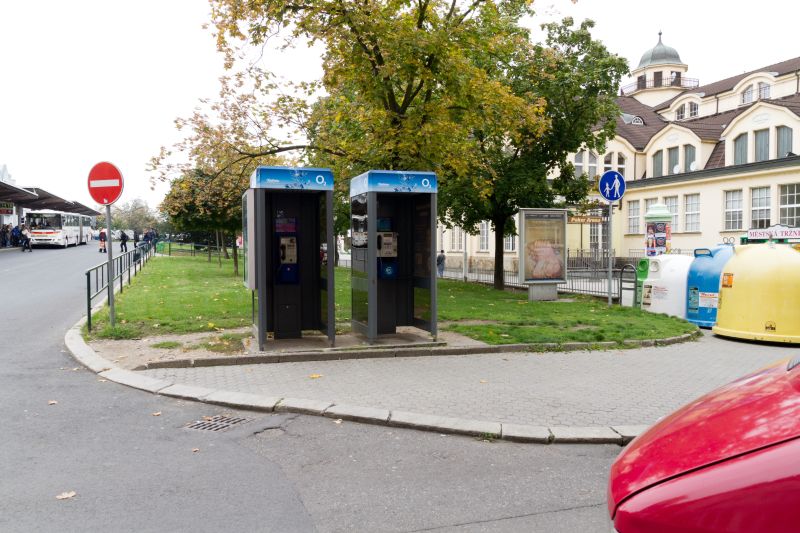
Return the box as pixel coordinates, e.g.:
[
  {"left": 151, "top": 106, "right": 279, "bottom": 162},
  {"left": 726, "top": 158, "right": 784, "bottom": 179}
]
[{"left": 609, "top": 358, "right": 800, "bottom": 515}]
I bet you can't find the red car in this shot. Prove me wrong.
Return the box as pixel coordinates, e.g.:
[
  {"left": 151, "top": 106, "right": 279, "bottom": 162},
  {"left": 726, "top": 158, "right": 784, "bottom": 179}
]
[{"left": 608, "top": 356, "right": 800, "bottom": 533}]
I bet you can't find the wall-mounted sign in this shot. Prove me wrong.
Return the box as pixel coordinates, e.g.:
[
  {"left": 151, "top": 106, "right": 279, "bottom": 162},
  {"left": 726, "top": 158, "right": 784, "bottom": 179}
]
[
  {"left": 747, "top": 224, "right": 800, "bottom": 240},
  {"left": 519, "top": 209, "right": 567, "bottom": 284},
  {"left": 568, "top": 215, "right": 603, "bottom": 224},
  {"left": 0, "top": 202, "right": 13, "bottom": 215}
]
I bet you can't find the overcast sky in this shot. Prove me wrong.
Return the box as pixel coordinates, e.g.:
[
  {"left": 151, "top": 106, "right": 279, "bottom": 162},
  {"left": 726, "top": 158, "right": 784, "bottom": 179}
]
[{"left": 0, "top": 0, "right": 797, "bottom": 210}]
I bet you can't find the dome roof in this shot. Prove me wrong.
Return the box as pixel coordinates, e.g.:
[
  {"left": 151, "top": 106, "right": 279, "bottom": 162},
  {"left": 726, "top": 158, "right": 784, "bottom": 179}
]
[{"left": 637, "top": 32, "right": 684, "bottom": 69}]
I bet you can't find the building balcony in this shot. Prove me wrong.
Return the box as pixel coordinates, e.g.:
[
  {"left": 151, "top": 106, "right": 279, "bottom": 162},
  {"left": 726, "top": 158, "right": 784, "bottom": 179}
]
[{"left": 621, "top": 76, "right": 700, "bottom": 96}]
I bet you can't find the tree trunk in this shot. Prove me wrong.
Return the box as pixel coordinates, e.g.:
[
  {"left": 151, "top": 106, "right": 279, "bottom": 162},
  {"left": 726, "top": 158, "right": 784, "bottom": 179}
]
[
  {"left": 232, "top": 238, "right": 239, "bottom": 276},
  {"left": 215, "top": 230, "right": 222, "bottom": 268},
  {"left": 492, "top": 215, "right": 507, "bottom": 290},
  {"left": 221, "top": 231, "right": 230, "bottom": 259}
]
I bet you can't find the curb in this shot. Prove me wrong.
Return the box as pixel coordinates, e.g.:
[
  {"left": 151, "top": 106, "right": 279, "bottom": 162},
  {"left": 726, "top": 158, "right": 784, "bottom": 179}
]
[
  {"left": 65, "top": 317, "right": 659, "bottom": 446},
  {"left": 134, "top": 330, "right": 702, "bottom": 370}
]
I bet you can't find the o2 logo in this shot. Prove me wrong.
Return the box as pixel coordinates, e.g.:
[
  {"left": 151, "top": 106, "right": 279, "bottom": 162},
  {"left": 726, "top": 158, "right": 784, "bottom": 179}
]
[
  {"left": 315, "top": 175, "right": 326, "bottom": 185},
  {"left": 421, "top": 178, "right": 431, "bottom": 188}
]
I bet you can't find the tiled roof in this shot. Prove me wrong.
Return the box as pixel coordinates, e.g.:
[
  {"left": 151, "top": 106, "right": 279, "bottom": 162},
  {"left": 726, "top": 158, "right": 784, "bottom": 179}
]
[
  {"left": 613, "top": 97, "right": 668, "bottom": 150},
  {"left": 655, "top": 56, "right": 800, "bottom": 111},
  {"left": 676, "top": 106, "right": 749, "bottom": 141},
  {"left": 705, "top": 141, "right": 726, "bottom": 170}
]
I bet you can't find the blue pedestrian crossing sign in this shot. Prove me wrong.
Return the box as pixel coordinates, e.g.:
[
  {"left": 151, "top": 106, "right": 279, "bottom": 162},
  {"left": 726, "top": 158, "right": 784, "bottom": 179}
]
[{"left": 598, "top": 170, "right": 626, "bottom": 202}]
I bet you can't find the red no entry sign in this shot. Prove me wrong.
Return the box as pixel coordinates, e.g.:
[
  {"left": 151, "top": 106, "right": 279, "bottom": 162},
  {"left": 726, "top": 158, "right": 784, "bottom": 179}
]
[{"left": 87, "top": 162, "right": 124, "bottom": 205}]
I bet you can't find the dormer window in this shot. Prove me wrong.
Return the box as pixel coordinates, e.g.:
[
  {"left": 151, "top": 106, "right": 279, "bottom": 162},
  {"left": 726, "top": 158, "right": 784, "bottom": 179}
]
[
  {"left": 689, "top": 102, "right": 699, "bottom": 117},
  {"left": 631, "top": 116, "right": 644, "bottom": 126},
  {"left": 741, "top": 85, "right": 754, "bottom": 105},
  {"left": 676, "top": 104, "right": 685, "bottom": 121},
  {"left": 758, "top": 82, "right": 771, "bottom": 100}
]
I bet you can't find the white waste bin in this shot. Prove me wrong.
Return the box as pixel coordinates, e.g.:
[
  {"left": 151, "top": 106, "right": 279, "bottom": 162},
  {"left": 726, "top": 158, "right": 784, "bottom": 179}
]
[{"left": 641, "top": 255, "right": 694, "bottom": 318}]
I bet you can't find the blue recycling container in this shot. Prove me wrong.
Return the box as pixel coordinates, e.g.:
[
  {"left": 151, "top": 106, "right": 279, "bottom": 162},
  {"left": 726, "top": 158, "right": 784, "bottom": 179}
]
[{"left": 686, "top": 245, "right": 735, "bottom": 327}]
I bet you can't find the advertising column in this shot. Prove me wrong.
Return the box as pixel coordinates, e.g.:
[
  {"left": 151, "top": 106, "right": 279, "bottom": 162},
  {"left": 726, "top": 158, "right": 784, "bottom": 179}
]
[{"left": 644, "top": 203, "right": 673, "bottom": 256}]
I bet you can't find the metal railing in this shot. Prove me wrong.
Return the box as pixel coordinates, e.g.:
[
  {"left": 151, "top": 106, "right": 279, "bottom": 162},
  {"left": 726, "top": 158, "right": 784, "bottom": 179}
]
[
  {"left": 86, "top": 242, "right": 154, "bottom": 331},
  {"left": 621, "top": 76, "right": 699, "bottom": 95},
  {"left": 156, "top": 240, "right": 234, "bottom": 259}
]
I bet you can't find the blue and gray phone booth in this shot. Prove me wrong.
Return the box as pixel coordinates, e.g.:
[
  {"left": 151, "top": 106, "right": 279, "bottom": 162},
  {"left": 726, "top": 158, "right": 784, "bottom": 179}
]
[
  {"left": 349, "top": 170, "right": 438, "bottom": 343},
  {"left": 242, "top": 166, "right": 336, "bottom": 350}
]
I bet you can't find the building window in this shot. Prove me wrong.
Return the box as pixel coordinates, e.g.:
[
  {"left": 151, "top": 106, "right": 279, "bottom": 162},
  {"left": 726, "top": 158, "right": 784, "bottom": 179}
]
[
  {"left": 780, "top": 184, "right": 800, "bottom": 227},
  {"left": 685, "top": 194, "right": 700, "bottom": 231},
  {"left": 603, "top": 153, "right": 613, "bottom": 174},
  {"left": 734, "top": 134, "right": 748, "bottom": 165},
  {"left": 631, "top": 116, "right": 644, "bottom": 126},
  {"left": 449, "top": 226, "right": 463, "bottom": 252},
  {"left": 676, "top": 104, "right": 685, "bottom": 121},
  {"left": 574, "top": 150, "right": 585, "bottom": 176},
  {"left": 668, "top": 147, "right": 679, "bottom": 175},
  {"left": 653, "top": 71, "right": 663, "bottom": 87},
  {"left": 617, "top": 153, "right": 627, "bottom": 177},
  {"left": 684, "top": 144, "right": 696, "bottom": 172},
  {"left": 644, "top": 197, "right": 658, "bottom": 215},
  {"left": 689, "top": 102, "right": 699, "bottom": 117},
  {"left": 755, "top": 129, "right": 769, "bottom": 162},
  {"left": 637, "top": 75, "right": 646, "bottom": 90},
  {"left": 758, "top": 82, "right": 771, "bottom": 100},
  {"left": 652, "top": 150, "right": 663, "bottom": 177},
  {"left": 670, "top": 71, "right": 682, "bottom": 86},
  {"left": 664, "top": 196, "right": 679, "bottom": 231},
  {"left": 587, "top": 152, "right": 598, "bottom": 178},
  {"left": 741, "top": 85, "right": 754, "bottom": 105},
  {"left": 778, "top": 126, "right": 793, "bottom": 157},
  {"left": 724, "top": 190, "right": 743, "bottom": 230},
  {"left": 503, "top": 235, "right": 516, "bottom": 252},
  {"left": 479, "top": 221, "right": 489, "bottom": 251},
  {"left": 627, "top": 200, "right": 640, "bottom": 234},
  {"left": 751, "top": 187, "right": 771, "bottom": 229}
]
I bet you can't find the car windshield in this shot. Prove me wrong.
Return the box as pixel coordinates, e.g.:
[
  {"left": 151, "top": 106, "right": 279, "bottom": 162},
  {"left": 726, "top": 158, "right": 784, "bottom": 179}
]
[{"left": 28, "top": 214, "right": 62, "bottom": 229}]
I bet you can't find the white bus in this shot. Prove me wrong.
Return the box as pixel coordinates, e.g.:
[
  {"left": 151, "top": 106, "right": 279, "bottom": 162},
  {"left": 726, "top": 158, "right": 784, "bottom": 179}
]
[{"left": 25, "top": 210, "right": 94, "bottom": 247}]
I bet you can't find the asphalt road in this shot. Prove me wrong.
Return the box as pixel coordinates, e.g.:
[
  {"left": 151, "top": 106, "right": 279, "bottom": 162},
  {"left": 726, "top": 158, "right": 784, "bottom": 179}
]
[{"left": 0, "top": 244, "right": 619, "bottom": 532}]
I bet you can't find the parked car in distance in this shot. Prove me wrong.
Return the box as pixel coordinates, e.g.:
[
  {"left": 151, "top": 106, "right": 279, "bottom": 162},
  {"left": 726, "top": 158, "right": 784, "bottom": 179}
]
[{"left": 608, "top": 356, "right": 800, "bottom": 533}]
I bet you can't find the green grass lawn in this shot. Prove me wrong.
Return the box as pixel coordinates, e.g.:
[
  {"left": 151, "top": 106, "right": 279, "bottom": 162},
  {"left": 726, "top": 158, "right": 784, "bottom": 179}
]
[{"left": 88, "top": 257, "right": 696, "bottom": 345}]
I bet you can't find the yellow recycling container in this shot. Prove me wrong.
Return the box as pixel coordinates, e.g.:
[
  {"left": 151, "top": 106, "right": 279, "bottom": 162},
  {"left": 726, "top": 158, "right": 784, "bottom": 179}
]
[{"left": 713, "top": 243, "right": 800, "bottom": 343}]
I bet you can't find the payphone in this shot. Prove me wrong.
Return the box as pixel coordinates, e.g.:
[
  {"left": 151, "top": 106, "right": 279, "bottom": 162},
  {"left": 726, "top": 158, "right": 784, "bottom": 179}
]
[
  {"left": 349, "top": 170, "right": 437, "bottom": 343},
  {"left": 243, "top": 166, "right": 336, "bottom": 350}
]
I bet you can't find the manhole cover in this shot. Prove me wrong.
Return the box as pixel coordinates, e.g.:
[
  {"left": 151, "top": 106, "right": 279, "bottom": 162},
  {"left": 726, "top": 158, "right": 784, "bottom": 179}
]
[{"left": 185, "top": 415, "right": 252, "bottom": 432}]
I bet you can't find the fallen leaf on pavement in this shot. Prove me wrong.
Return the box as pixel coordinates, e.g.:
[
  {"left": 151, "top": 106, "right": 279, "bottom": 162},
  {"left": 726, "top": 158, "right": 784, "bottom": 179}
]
[
  {"left": 152, "top": 412, "right": 162, "bottom": 417},
  {"left": 309, "top": 374, "right": 323, "bottom": 379},
  {"left": 56, "top": 491, "right": 76, "bottom": 500},
  {"left": 479, "top": 380, "right": 488, "bottom": 384},
  {"left": 333, "top": 419, "right": 343, "bottom": 424},
  {"left": 48, "top": 400, "right": 58, "bottom": 405},
  {"left": 97, "top": 379, "right": 107, "bottom": 383},
  {"left": 71, "top": 368, "right": 80, "bottom": 372},
  {"left": 202, "top": 416, "right": 214, "bottom": 421},
  {"left": 192, "top": 448, "right": 200, "bottom": 453}
]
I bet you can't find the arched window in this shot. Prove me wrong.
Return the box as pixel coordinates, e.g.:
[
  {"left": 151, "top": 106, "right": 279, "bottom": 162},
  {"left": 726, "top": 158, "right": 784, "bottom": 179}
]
[
  {"left": 587, "top": 152, "right": 598, "bottom": 178},
  {"left": 574, "top": 150, "right": 585, "bottom": 175},
  {"left": 676, "top": 104, "right": 685, "bottom": 121},
  {"left": 631, "top": 116, "right": 644, "bottom": 126},
  {"left": 741, "top": 85, "right": 754, "bottom": 105}
]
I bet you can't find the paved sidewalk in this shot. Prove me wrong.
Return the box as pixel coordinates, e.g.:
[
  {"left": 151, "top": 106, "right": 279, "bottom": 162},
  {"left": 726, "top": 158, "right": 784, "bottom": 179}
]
[{"left": 139, "top": 331, "right": 792, "bottom": 427}]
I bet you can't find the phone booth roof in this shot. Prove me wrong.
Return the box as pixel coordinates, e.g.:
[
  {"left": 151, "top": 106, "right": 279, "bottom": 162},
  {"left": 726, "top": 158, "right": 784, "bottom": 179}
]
[
  {"left": 250, "top": 166, "right": 334, "bottom": 191},
  {"left": 349, "top": 170, "right": 437, "bottom": 197}
]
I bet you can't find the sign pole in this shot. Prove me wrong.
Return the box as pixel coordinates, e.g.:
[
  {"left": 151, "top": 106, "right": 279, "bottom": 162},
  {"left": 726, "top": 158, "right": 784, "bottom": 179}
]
[
  {"left": 106, "top": 204, "right": 115, "bottom": 327},
  {"left": 607, "top": 202, "right": 613, "bottom": 307}
]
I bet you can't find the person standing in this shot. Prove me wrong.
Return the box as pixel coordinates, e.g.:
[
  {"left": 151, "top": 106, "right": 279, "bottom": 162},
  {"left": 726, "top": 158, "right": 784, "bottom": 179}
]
[
  {"left": 99, "top": 229, "right": 107, "bottom": 253},
  {"left": 436, "top": 249, "right": 446, "bottom": 278},
  {"left": 21, "top": 225, "right": 32, "bottom": 252},
  {"left": 120, "top": 230, "right": 129, "bottom": 253}
]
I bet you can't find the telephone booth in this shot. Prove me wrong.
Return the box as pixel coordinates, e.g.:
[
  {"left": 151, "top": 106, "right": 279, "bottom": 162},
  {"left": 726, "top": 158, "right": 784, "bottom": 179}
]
[
  {"left": 242, "top": 166, "right": 335, "bottom": 350},
  {"left": 349, "top": 170, "right": 437, "bottom": 343}
]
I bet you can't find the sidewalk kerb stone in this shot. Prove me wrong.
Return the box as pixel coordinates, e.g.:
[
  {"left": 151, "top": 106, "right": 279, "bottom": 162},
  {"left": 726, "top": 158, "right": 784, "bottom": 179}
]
[
  {"left": 99, "top": 368, "right": 173, "bottom": 393},
  {"left": 550, "top": 426, "right": 622, "bottom": 444},
  {"left": 65, "top": 327, "right": 114, "bottom": 373},
  {"left": 159, "top": 384, "right": 216, "bottom": 401},
  {"left": 611, "top": 425, "right": 652, "bottom": 444},
  {"left": 500, "top": 424, "right": 552, "bottom": 443},
  {"left": 275, "top": 397, "right": 334, "bottom": 415},
  {"left": 389, "top": 410, "right": 501, "bottom": 437},
  {"left": 204, "top": 391, "right": 282, "bottom": 412},
  {"left": 323, "top": 404, "right": 391, "bottom": 424}
]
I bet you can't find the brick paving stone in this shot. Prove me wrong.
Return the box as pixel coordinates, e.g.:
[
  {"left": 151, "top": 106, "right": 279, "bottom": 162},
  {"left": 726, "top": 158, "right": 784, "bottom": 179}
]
[{"left": 140, "top": 332, "right": 792, "bottom": 427}]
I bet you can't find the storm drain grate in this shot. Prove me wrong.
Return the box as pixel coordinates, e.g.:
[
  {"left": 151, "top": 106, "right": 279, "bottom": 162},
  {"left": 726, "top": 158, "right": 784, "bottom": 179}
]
[{"left": 185, "top": 415, "right": 252, "bottom": 432}]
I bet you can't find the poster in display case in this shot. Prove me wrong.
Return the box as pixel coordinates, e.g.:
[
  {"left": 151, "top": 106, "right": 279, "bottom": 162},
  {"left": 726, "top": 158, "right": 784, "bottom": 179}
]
[{"left": 519, "top": 209, "right": 567, "bottom": 284}]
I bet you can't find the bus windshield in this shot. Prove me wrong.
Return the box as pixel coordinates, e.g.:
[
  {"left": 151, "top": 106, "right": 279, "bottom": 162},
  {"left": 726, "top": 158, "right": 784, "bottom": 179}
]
[{"left": 28, "top": 214, "right": 62, "bottom": 229}]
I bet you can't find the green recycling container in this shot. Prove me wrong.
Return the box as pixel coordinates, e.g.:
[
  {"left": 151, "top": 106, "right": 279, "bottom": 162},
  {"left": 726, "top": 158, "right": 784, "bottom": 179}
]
[{"left": 635, "top": 258, "right": 649, "bottom": 307}]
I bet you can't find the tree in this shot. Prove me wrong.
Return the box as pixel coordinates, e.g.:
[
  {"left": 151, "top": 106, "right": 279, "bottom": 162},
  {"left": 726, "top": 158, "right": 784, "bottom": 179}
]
[
  {"left": 438, "top": 18, "right": 628, "bottom": 289},
  {"left": 111, "top": 199, "right": 160, "bottom": 234}
]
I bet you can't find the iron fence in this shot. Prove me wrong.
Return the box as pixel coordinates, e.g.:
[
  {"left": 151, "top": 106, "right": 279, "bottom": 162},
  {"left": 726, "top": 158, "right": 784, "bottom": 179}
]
[{"left": 86, "top": 242, "right": 154, "bottom": 331}]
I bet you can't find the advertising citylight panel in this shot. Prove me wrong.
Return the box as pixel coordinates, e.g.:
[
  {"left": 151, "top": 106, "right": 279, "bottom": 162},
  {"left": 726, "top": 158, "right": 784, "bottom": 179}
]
[{"left": 519, "top": 209, "right": 567, "bottom": 284}]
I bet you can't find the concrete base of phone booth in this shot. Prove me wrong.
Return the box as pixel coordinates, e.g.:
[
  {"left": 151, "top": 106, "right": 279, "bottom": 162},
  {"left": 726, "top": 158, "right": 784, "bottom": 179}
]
[{"left": 528, "top": 283, "right": 558, "bottom": 301}]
